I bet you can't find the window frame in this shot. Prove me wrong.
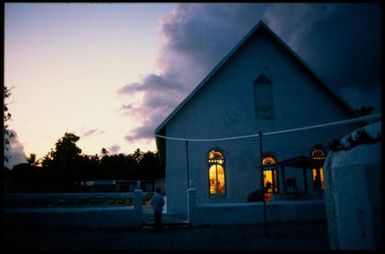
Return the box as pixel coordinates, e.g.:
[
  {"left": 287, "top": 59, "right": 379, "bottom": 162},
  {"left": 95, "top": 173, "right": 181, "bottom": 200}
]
[
  {"left": 310, "top": 146, "right": 326, "bottom": 191},
  {"left": 208, "top": 148, "right": 227, "bottom": 198},
  {"left": 262, "top": 154, "right": 279, "bottom": 199},
  {"left": 253, "top": 73, "right": 275, "bottom": 120}
]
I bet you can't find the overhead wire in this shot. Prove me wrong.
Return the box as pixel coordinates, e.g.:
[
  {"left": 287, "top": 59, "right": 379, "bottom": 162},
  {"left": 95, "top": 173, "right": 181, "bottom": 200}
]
[{"left": 154, "top": 113, "right": 381, "bottom": 142}]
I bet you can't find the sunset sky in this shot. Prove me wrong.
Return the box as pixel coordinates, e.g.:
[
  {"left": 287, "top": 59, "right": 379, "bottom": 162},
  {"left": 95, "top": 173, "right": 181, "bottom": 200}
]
[{"left": 4, "top": 3, "right": 381, "bottom": 167}]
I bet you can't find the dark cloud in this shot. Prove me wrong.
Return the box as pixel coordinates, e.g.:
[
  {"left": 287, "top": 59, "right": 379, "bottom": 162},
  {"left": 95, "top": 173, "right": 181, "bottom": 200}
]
[
  {"left": 120, "top": 4, "right": 269, "bottom": 142},
  {"left": 118, "top": 73, "right": 185, "bottom": 124},
  {"left": 118, "top": 104, "right": 134, "bottom": 117},
  {"left": 120, "top": 104, "right": 133, "bottom": 110},
  {"left": 125, "top": 124, "right": 156, "bottom": 142},
  {"left": 108, "top": 144, "right": 121, "bottom": 154},
  {"left": 263, "top": 3, "right": 381, "bottom": 110},
  {"left": 118, "top": 74, "right": 184, "bottom": 95},
  {"left": 4, "top": 130, "right": 27, "bottom": 169},
  {"left": 119, "top": 3, "right": 381, "bottom": 142},
  {"left": 157, "top": 4, "right": 269, "bottom": 88},
  {"left": 81, "top": 128, "right": 105, "bottom": 138}
]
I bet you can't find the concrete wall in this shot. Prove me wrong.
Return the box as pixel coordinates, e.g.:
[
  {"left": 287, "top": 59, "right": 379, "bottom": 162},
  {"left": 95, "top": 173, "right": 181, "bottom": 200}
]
[
  {"left": 5, "top": 192, "right": 139, "bottom": 201},
  {"left": 324, "top": 143, "right": 381, "bottom": 249},
  {"left": 4, "top": 190, "right": 143, "bottom": 229},
  {"left": 187, "top": 188, "right": 325, "bottom": 226},
  {"left": 164, "top": 27, "right": 356, "bottom": 215}
]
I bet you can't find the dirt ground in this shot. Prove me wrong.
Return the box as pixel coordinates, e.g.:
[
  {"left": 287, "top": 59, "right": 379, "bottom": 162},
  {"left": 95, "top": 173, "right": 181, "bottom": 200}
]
[{"left": 4, "top": 220, "right": 329, "bottom": 250}]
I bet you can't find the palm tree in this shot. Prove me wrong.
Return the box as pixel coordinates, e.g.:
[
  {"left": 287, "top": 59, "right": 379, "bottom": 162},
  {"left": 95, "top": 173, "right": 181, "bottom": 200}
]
[
  {"left": 26, "top": 153, "right": 40, "bottom": 166},
  {"left": 101, "top": 148, "right": 109, "bottom": 157}
]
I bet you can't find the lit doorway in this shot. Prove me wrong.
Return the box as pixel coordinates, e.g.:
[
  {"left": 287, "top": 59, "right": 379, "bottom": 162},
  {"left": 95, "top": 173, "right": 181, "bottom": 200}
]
[{"left": 262, "top": 155, "right": 278, "bottom": 201}]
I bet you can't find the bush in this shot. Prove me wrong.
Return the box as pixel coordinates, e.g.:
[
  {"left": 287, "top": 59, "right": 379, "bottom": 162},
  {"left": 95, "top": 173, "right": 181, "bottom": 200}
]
[
  {"left": 328, "top": 138, "right": 345, "bottom": 152},
  {"left": 329, "top": 128, "right": 381, "bottom": 152},
  {"left": 354, "top": 106, "right": 374, "bottom": 116}
]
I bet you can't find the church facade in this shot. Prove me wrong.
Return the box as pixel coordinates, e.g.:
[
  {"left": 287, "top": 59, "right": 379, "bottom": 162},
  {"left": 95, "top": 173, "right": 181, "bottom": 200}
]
[{"left": 155, "top": 21, "right": 358, "bottom": 216}]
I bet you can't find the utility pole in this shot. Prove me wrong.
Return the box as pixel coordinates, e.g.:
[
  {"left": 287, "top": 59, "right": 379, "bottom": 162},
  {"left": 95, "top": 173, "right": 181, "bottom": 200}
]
[
  {"left": 259, "top": 131, "right": 268, "bottom": 237},
  {"left": 185, "top": 141, "right": 190, "bottom": 189}
]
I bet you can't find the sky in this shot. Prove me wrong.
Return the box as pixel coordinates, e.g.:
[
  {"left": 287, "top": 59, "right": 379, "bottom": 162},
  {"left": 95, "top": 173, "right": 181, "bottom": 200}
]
[{"left": 4, "top": 3, "right": 381, "bottom": 168}]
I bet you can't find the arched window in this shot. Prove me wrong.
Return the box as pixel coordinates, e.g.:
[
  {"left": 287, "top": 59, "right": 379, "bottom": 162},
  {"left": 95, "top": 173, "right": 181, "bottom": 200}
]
[
  {"left": 311, "top": 147, "right": 325, "bottom": 190},
  {"left": 208, "top": 150, "right": 225, "bottom": 196},
  {"left": 262, "top": 155, "right": 278, "bottom": 201},
  {"left": 311, "top": 148, "right": 326, "bottom": 161},
  {"left": 253, "top": 73, "right": 274, "bottom": 120}
]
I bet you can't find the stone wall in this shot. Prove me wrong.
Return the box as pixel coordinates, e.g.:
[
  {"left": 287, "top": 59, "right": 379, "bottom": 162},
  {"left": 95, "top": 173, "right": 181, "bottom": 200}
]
[
  {"left": 187, "top": 188, "right": 325, "bottom": 226},
  {"left": 4, "top": 189, "right": 143, "bottom": 229},
  {"left": 323, "top": 143, "right": 381, "bottom": 249}
]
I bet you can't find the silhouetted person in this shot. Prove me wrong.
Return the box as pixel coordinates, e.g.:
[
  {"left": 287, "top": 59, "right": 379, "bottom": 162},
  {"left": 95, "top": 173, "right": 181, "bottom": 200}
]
[
  {"left": 265, "top": 181, "right": 272, "bottom": 193},
  {"left": 151, "top": 187, "right": 165, "bottom": 231}
]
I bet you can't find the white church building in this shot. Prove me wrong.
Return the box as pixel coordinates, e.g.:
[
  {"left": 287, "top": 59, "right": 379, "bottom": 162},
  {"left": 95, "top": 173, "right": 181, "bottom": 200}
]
[{"left": 155, "top": 21, "right": 358, "bottom": 216}]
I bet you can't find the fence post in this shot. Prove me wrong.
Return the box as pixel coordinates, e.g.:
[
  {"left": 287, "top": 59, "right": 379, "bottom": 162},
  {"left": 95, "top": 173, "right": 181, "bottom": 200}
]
[{"left": 134, "top": 188, "right": 143, "bottom": 226}]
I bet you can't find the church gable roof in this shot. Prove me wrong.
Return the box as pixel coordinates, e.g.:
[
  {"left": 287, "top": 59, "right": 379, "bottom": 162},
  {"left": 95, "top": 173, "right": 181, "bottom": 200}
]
[{"left": 155, "top": 20, "right": 356, "bottom": 136}]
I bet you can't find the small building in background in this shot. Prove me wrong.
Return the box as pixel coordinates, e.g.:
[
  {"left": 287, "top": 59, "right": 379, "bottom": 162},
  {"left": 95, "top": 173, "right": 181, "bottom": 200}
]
[{"left": 84, "top": 179, "right": 158, "bottom": 192}]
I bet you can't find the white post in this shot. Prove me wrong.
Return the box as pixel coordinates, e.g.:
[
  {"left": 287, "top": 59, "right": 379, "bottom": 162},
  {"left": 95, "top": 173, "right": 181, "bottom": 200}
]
[{"left": 134, "top": 189, "right": 143, "bottom": 226}]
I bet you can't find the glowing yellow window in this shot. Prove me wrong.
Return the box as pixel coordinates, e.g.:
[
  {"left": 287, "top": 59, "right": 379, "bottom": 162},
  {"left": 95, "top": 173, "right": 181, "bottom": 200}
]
[
  {"left": 311, "top": 148, "right": 325, "bottom": 190},
  {"left": 312, "top": 168, "right": 324, "bottom": 190},
  {"left": 262, "top": 155, "right": 278, "bottom": 201},
  {"left": 208, "top": 150, "right": 225, "bottom": 196}
]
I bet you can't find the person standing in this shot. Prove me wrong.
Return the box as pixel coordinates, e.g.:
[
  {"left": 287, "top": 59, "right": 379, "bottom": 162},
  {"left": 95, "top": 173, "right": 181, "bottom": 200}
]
[{"left": 150, "top": 187, "right": 165, "bottom": 231}]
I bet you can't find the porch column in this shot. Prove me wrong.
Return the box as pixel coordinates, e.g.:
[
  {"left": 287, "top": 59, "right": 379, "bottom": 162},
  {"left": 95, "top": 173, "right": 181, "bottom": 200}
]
[
  {"left": 281, "top": 166, "right": 286, "bottom": 193},
  {"left": 316, "top": 167, "right": 322, "bottom": 198},
  {"left": 303, "top": 168, "right": 308, "bottom": 194}
]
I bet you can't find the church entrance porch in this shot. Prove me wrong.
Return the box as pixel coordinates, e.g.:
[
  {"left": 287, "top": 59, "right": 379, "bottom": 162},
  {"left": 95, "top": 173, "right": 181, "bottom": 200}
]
[{"left": 272, "top": 155, "right": 325, "bottom": 200}]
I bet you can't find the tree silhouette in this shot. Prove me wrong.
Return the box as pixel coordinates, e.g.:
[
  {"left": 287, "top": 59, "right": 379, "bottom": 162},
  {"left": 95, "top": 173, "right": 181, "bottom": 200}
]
[
  {"left": 26, "top": 153, "right": 40, "bottom": 166},
  {"left": 41, "top": 132, "right": 82, "bottom": 190},
  {"left": 77, "top": 154, "right": 100, "bottom": 183},
  {"left": 4, "top": 86, "right": 14, "bottom": 164},
  {"left": 101, "top": 147, "right": 109, "bottom": 157},
  {"left": 11, "top": 163, "right": 45, "bottom": 192},
  {"left": 12, "top": 131, "right": 165, "bottom": 192},
  {"left": 139, "top": 151, "right": 163, "bottom": 179},
  {"left": 132, "top": 148, "right": 144, "bottom": 163}
]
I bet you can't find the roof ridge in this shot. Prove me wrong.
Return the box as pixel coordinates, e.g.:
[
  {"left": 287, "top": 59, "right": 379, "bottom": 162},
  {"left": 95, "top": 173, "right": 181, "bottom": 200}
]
[
  {"left": 155, "top": 21, "right": 266, "bottom": 133},
  {"left": 155, "top": 20, "right": 356, "bottom": 135}
]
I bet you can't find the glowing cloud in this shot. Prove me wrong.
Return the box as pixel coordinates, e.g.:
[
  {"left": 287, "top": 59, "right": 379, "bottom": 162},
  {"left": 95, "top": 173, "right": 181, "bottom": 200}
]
[{"left": 4, "top": 130, "right": 27, "bottom": 169}]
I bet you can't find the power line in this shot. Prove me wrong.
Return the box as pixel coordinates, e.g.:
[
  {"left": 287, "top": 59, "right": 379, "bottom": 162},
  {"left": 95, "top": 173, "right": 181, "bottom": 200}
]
[{"left": 155, "top": 114, "right": 381, "bottom": 142}]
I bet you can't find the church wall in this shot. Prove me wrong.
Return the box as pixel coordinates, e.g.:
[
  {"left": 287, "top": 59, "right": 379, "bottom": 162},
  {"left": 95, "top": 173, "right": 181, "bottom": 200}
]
[{"left": 164, "top": 28, "right": 357, "bottom": 216}]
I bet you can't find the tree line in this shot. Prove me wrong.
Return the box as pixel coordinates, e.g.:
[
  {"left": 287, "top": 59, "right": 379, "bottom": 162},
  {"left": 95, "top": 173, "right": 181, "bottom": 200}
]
[
  {"left": 4, "top": 86, "right": 163, "bottom": 193},
  {"left": 6, "top": 132, "right": 164, "bottom": 193}
]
